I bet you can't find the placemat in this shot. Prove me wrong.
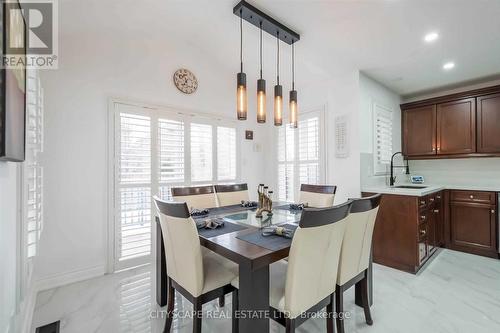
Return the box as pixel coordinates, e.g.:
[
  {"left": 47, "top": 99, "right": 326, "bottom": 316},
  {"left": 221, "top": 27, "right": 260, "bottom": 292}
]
[
  {"left": 197, "top": 221, "right": 247, "bottom": 238},
  {"left": 236, "top": 224, "right": 299, "bottom": 251}
]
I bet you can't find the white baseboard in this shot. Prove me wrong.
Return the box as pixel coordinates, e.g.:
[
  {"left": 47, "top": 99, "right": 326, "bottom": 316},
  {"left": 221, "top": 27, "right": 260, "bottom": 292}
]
[{"left": 35, "top": 264, "right": 106, "bottom": 292}]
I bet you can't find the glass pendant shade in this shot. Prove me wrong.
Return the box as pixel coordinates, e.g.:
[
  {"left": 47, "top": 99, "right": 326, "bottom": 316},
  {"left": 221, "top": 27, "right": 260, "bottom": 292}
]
[
  {"left": 289, "top": 90, "right": 298, "bottom": 128},
  {"left": 257, "top": 79, "right": 266, "bottom": 123},
  {"left": 274, "top": 84, "right": 283, "bottom": 126},
  {"left": 237, "top": 72, "right": 247, "bottom": 120}
]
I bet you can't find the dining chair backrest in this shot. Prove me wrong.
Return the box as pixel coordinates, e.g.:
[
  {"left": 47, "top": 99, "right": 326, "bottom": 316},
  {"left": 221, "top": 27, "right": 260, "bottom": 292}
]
[
  {"left": 284, "top": 201, "right": 352, "bottom": 318},
  {"left": 337, "top": 194, "right": 381, "bottom": 286},
  {"left": 298, "top": 184, "right": 337, "bottom": 208},
  {"left": 214, "top": 183, "right": 249, "bottom": 206},
  {"left": 153, "top": 197, "right": 205, "bottom": 297},
  {"left": 171, "top": 185, "right": 218, "bottom": 210}
]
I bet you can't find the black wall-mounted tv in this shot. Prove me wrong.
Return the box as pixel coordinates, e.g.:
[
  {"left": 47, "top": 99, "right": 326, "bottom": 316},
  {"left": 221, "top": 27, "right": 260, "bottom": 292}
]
[{"left": 0, "top": 0, "right": 26, "bottom": 162}]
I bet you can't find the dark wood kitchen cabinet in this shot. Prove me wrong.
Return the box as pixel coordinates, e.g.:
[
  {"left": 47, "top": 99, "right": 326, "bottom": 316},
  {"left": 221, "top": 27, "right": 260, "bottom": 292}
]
[
  {"left": 448, "top": 190, "right": 497, "bottom": 258},
  {"left": 402, "top": 105, "right": 436, "bottom": 157},
  {"left": 436, "top": 98, "right": 476, "bottom": 155},
  {"left": 401, "top": 84, "right": 500, "bottom": 159},
  {"left": 477, "top": 93, "right": 500, "bottom": 153},
  {"left": 364, "top": 191, "right": 444, "bottom": 274}
]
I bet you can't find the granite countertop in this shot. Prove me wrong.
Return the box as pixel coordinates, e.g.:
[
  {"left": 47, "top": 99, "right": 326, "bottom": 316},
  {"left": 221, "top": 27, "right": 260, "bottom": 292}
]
[{"left": 362, "top": 184, "right": 500, "bottom": 197}]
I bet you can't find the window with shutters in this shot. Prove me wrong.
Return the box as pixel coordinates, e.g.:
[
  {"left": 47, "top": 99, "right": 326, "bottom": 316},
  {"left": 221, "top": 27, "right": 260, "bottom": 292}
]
[
  {"left": 112, "top": 102, "right": 239, "bottom": 270},
  {"left": 373, "top": 103, "right": 393, "bottom": 175},
  {"left": 24, "top": 69, "right": 44, "bottom": 260},
  {"left": 276, "top": 110, "right": 325, "bottom": 202}
]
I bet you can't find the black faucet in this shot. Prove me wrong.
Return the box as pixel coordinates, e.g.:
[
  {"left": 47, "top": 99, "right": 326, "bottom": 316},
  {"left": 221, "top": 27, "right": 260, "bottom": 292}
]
[{"left": 390, "top": 152, "right": 410, "bottom": 186}]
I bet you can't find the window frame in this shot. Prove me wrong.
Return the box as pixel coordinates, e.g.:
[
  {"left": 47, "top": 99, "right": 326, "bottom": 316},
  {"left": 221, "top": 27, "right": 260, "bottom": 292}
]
[
  {"left": 108, "top": 99, "right": 241, "bottom": 272},
  {"left": 275, "top": 108, "right": 327, "bottom": 202}
]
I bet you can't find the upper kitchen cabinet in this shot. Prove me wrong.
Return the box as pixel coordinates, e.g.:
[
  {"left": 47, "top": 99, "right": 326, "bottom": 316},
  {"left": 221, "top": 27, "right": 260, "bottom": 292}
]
[
  {"left": 436, "top": 98, "right": 476, "bottom": 155},
  {"left": 402, "top": 105, "right": 436, "bottom": 156},
  {"left": 401, "top": 85, "right": 500, "bottom": 159},
  {"left": 477, "top": 93, "right": 500, "bottom": 153}
]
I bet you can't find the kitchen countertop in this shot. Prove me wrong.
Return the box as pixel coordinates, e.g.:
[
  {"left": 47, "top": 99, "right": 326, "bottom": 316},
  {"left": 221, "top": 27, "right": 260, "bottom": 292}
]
[{"left": 362, "top": 184, "right": 500, "bottom": 197}]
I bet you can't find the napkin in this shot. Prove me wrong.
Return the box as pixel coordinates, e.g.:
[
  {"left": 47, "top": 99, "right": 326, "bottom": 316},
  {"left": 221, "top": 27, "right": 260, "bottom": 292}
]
[
  {"left": 196, "top": 218, "right": 225, "bottom": 230},
  {"left": 241, "top": 200, "right": 258, "bottom": 208},
  {"left": 289, "top": 203, "right": 308, "bottom": 211},
  {"left": 190, "top": 208, "right": 209, "bottom": 217},
  {"left": 262, "top": 225, "right": 295, "bottom": 239}
]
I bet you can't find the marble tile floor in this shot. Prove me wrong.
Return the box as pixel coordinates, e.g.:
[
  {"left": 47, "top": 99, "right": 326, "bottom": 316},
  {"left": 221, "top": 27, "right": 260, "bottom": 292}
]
[{"left": 31, "top": 249, "right": 500, "bottom": 333}]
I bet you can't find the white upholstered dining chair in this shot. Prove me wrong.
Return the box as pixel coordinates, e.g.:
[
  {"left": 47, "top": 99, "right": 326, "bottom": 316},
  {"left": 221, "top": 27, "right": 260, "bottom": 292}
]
[
  {"left": 234, "top": 201, "right": 352, "bottom": 333},
  {"left": 153, "top": 197, "right": 239, "bottom": 333},
  {"left": 171, "top": 185, "right": 218, "bottom": 210},
  {"left": 214, "top": 183, "right": 250, "bottom": 206},
  {"left": 335, "top": 194, "right": 381, "bottom": 333},
  {"left": 298, "top": 184, "right": 337, "bottom": 208}
]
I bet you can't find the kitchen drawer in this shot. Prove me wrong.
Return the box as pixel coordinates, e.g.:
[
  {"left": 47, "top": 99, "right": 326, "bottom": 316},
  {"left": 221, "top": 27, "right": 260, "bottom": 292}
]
[
  {"left": 450, "top": 190, "right": 495, "bottom": 204},
  {"left": 418, "top": 196, "right": 428, "bottom": 208}
]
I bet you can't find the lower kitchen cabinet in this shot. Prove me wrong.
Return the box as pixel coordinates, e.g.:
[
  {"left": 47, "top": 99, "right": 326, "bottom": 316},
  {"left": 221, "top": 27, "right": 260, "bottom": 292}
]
[
  {"left": 364, "top": 191, "right": 444, "bottom": 274},
  {"left": 448, "top": 190, "right": 498, "bottom": 258}
]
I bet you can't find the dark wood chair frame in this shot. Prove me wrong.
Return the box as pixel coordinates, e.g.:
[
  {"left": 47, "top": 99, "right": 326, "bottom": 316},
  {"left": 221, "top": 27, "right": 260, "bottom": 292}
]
[
  {"left": 267, "top": 200, "right": 353, "bottom": 333},
  {"left": 335, "top": 194, "right": 381, "bottom": 333},
  {"left": 163, "top": 276, "right": 239, "bottom": 333},
  {"left": 335, "top": 270, "right": 371, "bottom": 333},
  {"left": 154, "top": 198, "right": 239, "bottom": 333},
  {"left": 270, "top": 294, "right": 336, "bottom": 333},
  {"left": 300, "top": 184, "right": 337, "bottom": 195}
]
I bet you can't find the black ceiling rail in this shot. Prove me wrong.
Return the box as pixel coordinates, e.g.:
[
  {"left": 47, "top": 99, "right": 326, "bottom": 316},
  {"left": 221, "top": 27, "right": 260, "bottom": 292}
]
[{"left": 233, "top": 0, "right": 300, "bottom": 45}]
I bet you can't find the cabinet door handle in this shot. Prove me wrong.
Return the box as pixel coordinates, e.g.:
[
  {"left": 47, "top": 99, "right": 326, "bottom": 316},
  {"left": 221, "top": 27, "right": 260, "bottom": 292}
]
[
  {"left": 420, "top": 200, "right": 426, "bottom": 205},
  {"left": 420, "top": 229, "right": 426, "bottom": 236},
  {"left": 492, "top": 210, "right": 495, "bottom": 214},
  {"left": 436, "top": 195, "right": 441, "bottom": 199},
  {"left": 433, "top": 209, "right": 439, "bottom": 213},
  {"left": 429, "top": 198, "right": 435, "bottom": 202},
  {"left": 420, "top": 215, "right": 426, "bottom": 220}
]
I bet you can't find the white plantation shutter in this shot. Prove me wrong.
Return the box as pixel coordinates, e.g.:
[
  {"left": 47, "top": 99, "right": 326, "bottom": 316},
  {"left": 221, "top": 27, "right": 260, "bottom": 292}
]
[
  {"left": 112, "top": 102, "right": 239, "bottom": 270},
  {"left": 24, "top": 69, "right": 43, "bottom": 260},
  {"left": 277, "top": 125, "right": 295, "bottom": 202},
  {"left": 217, "top": 126, "right": 237, "bottom": 181},
  {"left": 158, "top": 118, "right": 185, "bottom": 201},
  {"left": 373, "top": 103, "right": 393, "bottom": 175},
  {"left": 191, "top": 123, "right": 213, "bottom": 182},
  {"left": 117, "top": 113, "right": 152, "bottom": 264},
  {"left": 276, "top": 110, "right": 325, "bottom": 202},
  {"left": 298, "top": 117, "right": 320, "bottom": 185}
]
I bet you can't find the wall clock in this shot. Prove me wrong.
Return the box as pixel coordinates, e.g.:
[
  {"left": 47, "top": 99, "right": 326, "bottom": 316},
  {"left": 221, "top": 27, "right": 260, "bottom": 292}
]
[{"left": 173, "top": 69, "right": 198, "bottom": 94}]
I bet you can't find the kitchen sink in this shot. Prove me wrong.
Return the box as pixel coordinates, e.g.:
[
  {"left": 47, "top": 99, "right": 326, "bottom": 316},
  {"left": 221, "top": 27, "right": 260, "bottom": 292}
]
[{"left": 393, "top": 185, "right": 428, "bottom": 189}]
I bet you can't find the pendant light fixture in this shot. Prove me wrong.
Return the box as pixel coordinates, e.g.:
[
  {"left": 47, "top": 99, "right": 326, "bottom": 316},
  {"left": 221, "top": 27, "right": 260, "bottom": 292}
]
[
  {"left": 274, "top": 31, "right": 283, "bottom": 126},
  {"left": 236, "top": 9, "right": 247, "bottom": 120},
  {"left": 256, "top": 21, "right": 266, "bottom": 123},
  {"left": 289, "top": 40, "right": 298, "bottom": 128}
]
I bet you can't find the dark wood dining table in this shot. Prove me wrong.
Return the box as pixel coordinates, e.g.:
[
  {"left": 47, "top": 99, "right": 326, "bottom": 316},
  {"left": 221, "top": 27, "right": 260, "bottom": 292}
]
[{"left": 155, "top": 204, "right": 373, "bottom": 333}]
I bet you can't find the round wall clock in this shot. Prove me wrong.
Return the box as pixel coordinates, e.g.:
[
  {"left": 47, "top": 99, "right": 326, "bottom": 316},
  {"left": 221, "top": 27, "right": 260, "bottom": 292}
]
[{"left": 173, "top": 69, "right": 198, "bottom": 94}]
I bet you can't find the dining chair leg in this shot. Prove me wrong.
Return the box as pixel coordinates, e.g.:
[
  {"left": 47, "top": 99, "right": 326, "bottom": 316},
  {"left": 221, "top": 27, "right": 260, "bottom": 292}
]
[
  {"left": 232, "top": 290, "right": 239, "bottom": 333},
  {"left": 335, "top": 286, "right": 345, "bottom": 333},
  {"left": 193, "top": 298, "right": 202, "bottom": 333},
  {"left": 285, "top": 318, "right": 296, "bottom": 333},
  {"left": 360, "top": 275, "right": 373, "bottom": 325},
  {"left": 219, "top": 295, "right": 225, "bottom": 307},
  {"left": 326, "top": 293, "right": 335, "bottom": 333},
  {"left": 163, "top": 277, "right": 175, "bottom": 333}
]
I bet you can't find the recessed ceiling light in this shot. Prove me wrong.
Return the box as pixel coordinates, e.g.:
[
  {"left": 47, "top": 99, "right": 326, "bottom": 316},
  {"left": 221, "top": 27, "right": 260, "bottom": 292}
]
[
  {"left": 424, "top": 32, "right": 439, "bottom": 42},
  {"left": 443, "top": 62, "right": 455, "bottom": 70}
]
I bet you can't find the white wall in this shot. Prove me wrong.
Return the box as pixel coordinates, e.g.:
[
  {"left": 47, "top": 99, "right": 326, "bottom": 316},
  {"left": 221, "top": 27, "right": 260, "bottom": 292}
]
[
  {"left": 36, "top": 28, "right": 271, "bottom": 283},
  {"left": 0, "top": 163, "right": 19, "bottom": 332},
  {"left": 358, "top": 73, "right": 402, "bottom": 188}
]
